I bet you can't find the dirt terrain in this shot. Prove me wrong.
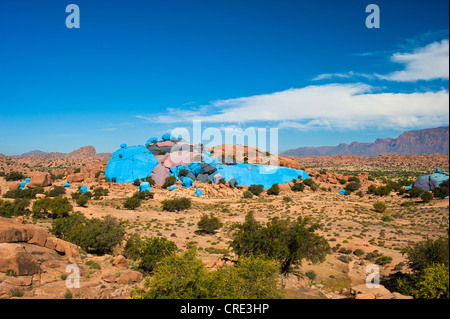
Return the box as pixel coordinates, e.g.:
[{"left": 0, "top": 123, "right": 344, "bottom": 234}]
[{"left": 0, "top": 151, "right": 448, "bottom": 299}]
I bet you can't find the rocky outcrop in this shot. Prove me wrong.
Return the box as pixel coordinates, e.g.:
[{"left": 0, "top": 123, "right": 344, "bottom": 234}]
[
  {"left": 0, "top": 217, "right": 80, "bottom": 263},
  {"left": 27, "top": 172, "right": 52, "bottom": 189}
]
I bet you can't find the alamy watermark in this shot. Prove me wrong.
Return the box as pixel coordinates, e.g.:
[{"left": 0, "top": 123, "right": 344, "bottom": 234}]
[
  {"left": 365, "top": 264, "right": 380, "bottom": 288},
  {"left": 365, "top": 4, "right": 380, "bottom": 29},
  {"left": 66, "top": 264, "right": 80, "bottom": 289},
  {"left": 165, "top": 120, "right": 279, "bottom": 172}
]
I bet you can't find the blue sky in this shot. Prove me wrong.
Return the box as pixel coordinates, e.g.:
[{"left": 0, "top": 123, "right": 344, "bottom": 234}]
[{"left": 0, "top": 0, "right": 448, "bottom": 155}]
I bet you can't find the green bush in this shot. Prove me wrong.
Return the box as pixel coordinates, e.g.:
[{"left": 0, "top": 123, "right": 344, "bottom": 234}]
[
  {"left": 432, "top": 180, "right": 449, "bottom": 198},
  {"left": 47, "top": 186, "right": 66, "bottom": 197},
  {"left": 32, "top": 196, "right": 73, "bottom": 218},
  {"left": 375, "top": 255, "right": 393, "bottom": 266},
  {"left": 243, "top": 190, "right": 253, "bottom": 199},
  {"left": 248, "top": 184, "right": 264, "bottom": 196},
  {"left": 373, "top": 202, "right": 387, "bottom": 213},
  {"left": 344, "top": 182, "right": 360, "bottom": 193},
  {"left": 348, "top": 176, "right": 360, "bottom": 183},
  {"left": 3, "top": 187, "right": 45, "bottom": 199},
  {"left": 403, "top": 238, "right": 449, "bottom": 272},
  {"left": 267, "top": 183, "right": 280, "bottom": 195},
  {"left": 421, "top": 191, "right": 433, "bottom": 203},
  {"left": 291, "top": 182, "right": 305, "bottom": 192},
  {"left": 229, "top": 212, "right": 330, "bottom": 275},
  {"left": 124, "top": 235, "right": 178, "bottom": 273},
  {"left": 197, "top": 213, "right": 223, "bottom": 234},
  {"left": 305, "top": 270, "right": 317, "bottom": 281},
  {"left": 0, "top": 199, "right": 31, "bottom": 218},
  {"left": 130, "top": 251, "right": 284, "bottom": 299},
  {"left": 132, "top": 191, "right": 154, "bottom": 200},
  {"left": 408, "top": 187, "right": 424, "bottom": 198},
  {"left": 76, "top": 194, "right": 89, "bottom": 207},
  {"left": 161, "top": 197, "right": 191, "bottom": 212},
  {"left": 51, "top": 212, "right": 125, "bottom": 255},
  {"left": 145, "top": 176, "right": 156, "bottom": 186},
  {"left": 179, "top": 169, "right": 188, "bottom": 177},
  {"left": 92, "top": 187, "right": 109, "bottom": 199},
  {"left": 4, "top": 172, "right": 26, "bottom": 181},
  {"left": 162, "top": 176, "right": 176, "bottom": 189},
  {"left": 124, "top": 196, "right": 141, "bottom": 210},
  {"left": 353, "top": 249, "right": 365, "bottom": 257},
  {"left": 133, "top": 179, "right": 141, "bottom": 186}
]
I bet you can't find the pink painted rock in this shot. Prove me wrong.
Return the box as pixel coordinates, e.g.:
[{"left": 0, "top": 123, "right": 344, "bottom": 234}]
[
  {"left": 213, "top": 173, "right": 221, "bottom": 184},
  {"left": 156, "top": 141, "right": 175, "bottom": 148},
  {"left": 151, "top": 163, "right": 170, "bottom": 186}
]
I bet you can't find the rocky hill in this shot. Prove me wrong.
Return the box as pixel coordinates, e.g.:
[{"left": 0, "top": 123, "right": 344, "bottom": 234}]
[{"left": 282, "top": 126, "right": 449, "bottom": 157}]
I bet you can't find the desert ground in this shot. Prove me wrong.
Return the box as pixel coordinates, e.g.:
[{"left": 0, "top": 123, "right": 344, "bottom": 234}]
[{"left": 0, "top": 151, "right": 448, "bottom": 299}]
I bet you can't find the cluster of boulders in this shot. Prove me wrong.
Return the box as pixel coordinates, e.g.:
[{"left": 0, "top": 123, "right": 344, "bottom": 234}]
[{"left": 0, "top": 217, "right": 143, "bottom": 299}]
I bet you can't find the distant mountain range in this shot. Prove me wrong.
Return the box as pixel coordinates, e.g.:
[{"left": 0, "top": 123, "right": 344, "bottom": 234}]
[
  {"left": 282, "top": 126, "right": 449, "bottom": 157},
  {"left": 17, "top": 146, "right": 111, "bottom": 160}
]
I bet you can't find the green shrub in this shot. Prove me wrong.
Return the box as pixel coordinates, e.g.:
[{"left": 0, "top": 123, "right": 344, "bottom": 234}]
[
  {"left": 348, "top": 176, "right": 360, "bottom": 183},
  {"left": 161, "top": 197, "right": 191, "bottom": 212},
  {"left": 130, "top": 251, "right": 284, "bottom": 299},
  {"left": 305, "top": 270, "right": 317, "bottom": 281},
  {"left": 132, "top": 191, "right": 154, "bottom": 200},
  {"left": 145, "top": 176, "right": 156, "bottom": 186},
  {"left": 197, "top": 213, "right": 223, "bottom": 234},
  {"left": 230, "top": 212, "right": 330, "bottom": 275},
  {"left": 267, "top": 183, "right": 280, "bottom": 195},
  {"left": 5, "top": 172, "right": 26, "bottom": 181},
  {"left": 243, "top": 190, "right": 253, "bottom": 199},
  {"left": 51, "top": 212, "right": 126, "bottom": 255},
  {"left": 0, "top": 199, "right": 31, "bottom": 218},
  {"left": 421, "top": 191, "right": 433, "bottom": 203},
  {"left": 432, "top": 180, "right": 449, "bottom": 198},
  {"left": 133, "top": 179, "right": 141, "bottom": 186},
  {"left": 124, "top": 235, "right": 178, "bottom": 273},
  {"left": 353, "top": 249, "right": 365, "bottom": 257},
  {"left": 291, "top": 182, "right": 305, "bottom": 192},
  {"left": 124, "top": 196, "right": 141, "bottom": 210},
  {"left": 375, "top": 255, "right": 393, "bottom": 266},
  {"left": 162, "top": 176, "right": 176, "bottom": 189},
  {"left": 408, "top": 187, "right": 424, "bottom": 198},
  {"left": 373, "top": 202, "right": 387, "bottom": 213},
  {"left": 32, "top": 196, "right": 73, "bottom": 218},
  {"left": 3, "top": 187, "right": 44, "bottom": 199},
  {"left": 248, "top": 184, "right": 264, "bottom": 196},
  {"left": 93, "top": 187, "right": 109, "bottom": 199},
  {"left": 403, "top": 238, "right": 449, "bottom": 272},
  {"left": 344, "top": 182, "right": 360, "bottom": 193},
  {"left": 76, "top": 194, "right": 89, "bottom": 207},
  {"left": 179, "top": 169, "right": 188, "bottom": 177},
  {"left": 47, "top": 186, "right": 66, "bottom": 197}
]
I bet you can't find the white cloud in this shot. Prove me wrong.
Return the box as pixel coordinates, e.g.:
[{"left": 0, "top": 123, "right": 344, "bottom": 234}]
[
  {"left": 142, "top": 83, "right": 449, "bottom": 131},
  {"left": 312, "top": 71, "right": 374, "bottom": 81},
  {"left": 377, "top": 39, "right": 449, "bottom": 82}
]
